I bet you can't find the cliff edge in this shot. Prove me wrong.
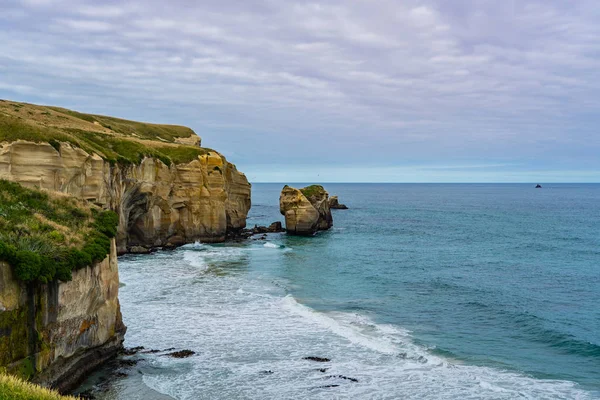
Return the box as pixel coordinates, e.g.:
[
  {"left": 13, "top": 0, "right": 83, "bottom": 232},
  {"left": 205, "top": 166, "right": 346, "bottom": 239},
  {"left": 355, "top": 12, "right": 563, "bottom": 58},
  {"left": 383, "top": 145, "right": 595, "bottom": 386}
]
[
  {"left": 0, "top": 100, "right": 251, "bottom": 253},
  {"left": 0, "top": 181, "right": 124, "bottom": 392}
]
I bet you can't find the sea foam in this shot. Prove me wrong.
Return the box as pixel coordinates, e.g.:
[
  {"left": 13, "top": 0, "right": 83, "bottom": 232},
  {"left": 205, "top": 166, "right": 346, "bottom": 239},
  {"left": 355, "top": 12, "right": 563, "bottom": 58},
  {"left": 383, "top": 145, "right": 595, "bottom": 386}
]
[{"left": 113, "top": 244, "right": 597, "bottom": 400}]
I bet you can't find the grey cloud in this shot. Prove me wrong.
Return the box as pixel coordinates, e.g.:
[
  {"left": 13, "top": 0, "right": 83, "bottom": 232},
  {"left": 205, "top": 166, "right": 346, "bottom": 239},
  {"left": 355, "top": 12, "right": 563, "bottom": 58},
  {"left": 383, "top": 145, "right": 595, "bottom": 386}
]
[{"left": 0, "top": 0, "right": 599, "bottom": 181}]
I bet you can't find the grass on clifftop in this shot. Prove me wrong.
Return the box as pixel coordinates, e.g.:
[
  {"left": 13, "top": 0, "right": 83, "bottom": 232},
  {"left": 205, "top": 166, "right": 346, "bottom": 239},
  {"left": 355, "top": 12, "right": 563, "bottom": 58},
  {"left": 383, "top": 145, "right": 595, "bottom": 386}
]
[
  {"left": 300, "top": 185, "right": 326, "bottom": 198},
  {"left": 0, "top": 374, "right": 76, "bottom": 400},
  {"left": 0, "top": 180, "right": 118, "bottom": 283},
  {"left": 0, "top": 99, "right": 213, "bottom": 166}
]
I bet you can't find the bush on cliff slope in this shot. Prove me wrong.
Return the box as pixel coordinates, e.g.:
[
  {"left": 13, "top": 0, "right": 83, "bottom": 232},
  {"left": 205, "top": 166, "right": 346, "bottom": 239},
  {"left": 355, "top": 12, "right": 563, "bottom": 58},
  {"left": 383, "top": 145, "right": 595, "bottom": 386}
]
[
  {"left": 0, "top": 373, "right": 76, "bottom": 400},
  {"left": 0, "top": 180, "right": 118, "bottom": 283}
]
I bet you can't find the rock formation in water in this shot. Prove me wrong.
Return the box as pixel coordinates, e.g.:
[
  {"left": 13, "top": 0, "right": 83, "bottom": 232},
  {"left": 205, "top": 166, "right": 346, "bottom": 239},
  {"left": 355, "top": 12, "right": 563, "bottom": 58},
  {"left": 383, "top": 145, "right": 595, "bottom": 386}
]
[
  {"left": 328, "top": 195, "right": 348, "bottom": 209},
  {"left": 279, "top": 185, "right": 333, "bottom": 235}
]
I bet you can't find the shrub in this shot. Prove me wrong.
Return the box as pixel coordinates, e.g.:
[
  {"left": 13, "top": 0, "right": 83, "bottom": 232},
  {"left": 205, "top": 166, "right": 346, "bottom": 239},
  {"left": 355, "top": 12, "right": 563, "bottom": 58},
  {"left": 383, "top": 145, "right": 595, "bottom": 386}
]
[
  {"left": 13, "top": 251, "right": 42, "bottom": 282},
  {"left": 0, "top": 181, "right": 119, "bottom": 284},
  {"left": 93, "top": 211, "right": 119, "bottom": 238}
]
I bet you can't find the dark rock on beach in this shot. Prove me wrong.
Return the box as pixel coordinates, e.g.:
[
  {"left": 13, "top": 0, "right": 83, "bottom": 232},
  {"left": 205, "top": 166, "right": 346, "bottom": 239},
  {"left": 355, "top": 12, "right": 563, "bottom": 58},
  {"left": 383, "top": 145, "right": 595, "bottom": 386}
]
[
  {"left": 141, "top": 349, "right": 162, "bottom": 354},
  {"left": 165, "top": 350, "right": 196, "bottom": 358},
  {"left": 326, "top": 375, "right": 359, "bottom": 383},
  {"left": 118, "top": 359, "right": 138, "bottom": 367},
  {"left": 122, "top": 346, "right": 144, "bottom": 355},
  {"left": 303, "top": 356, "right": 331, "bottom": 362}
]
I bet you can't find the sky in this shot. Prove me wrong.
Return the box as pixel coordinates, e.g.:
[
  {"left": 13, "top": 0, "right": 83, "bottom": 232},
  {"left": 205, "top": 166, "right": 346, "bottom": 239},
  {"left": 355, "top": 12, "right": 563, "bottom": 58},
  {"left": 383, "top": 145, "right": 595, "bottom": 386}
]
[{"left": 1, "top": 0, "right": 599, "bottom": 182}]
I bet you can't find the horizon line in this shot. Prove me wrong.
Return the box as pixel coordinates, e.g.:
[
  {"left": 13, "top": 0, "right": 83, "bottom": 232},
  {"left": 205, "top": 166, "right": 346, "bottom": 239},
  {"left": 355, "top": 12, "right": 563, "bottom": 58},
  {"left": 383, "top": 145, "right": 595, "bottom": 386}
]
[{"left": 249, "top": 182, "right": 600, "bottom": 184}]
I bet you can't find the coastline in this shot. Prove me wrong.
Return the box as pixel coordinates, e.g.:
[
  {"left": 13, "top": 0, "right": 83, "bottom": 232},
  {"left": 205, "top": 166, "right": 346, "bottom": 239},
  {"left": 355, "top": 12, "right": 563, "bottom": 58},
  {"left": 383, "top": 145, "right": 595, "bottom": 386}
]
[{"left": 76, "top": 222, "right": 599, "bottom": 399}]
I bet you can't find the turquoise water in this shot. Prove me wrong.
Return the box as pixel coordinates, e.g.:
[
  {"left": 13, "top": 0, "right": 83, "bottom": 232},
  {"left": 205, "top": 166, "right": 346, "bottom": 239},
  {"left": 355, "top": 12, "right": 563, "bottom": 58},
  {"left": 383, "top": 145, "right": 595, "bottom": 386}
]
[
  {"left": 250, "top": 183, "right": 600, "bottom": 389},
  {"left": 93, "top": 183, "right": 599, "bottom": 399}
]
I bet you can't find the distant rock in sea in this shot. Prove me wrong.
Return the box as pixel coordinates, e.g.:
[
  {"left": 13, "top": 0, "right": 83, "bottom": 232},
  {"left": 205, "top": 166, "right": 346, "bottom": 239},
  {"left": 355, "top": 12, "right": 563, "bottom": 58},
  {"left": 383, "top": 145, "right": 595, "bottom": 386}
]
[
  {"left": 536, "top": 184, "right": 542, "bottom": 188},
  {"left": 328, "top": 195, "right": 348, "bottom": 209},
  {"left": 279, "top": 185, "right": 333, "bottom": 235}
]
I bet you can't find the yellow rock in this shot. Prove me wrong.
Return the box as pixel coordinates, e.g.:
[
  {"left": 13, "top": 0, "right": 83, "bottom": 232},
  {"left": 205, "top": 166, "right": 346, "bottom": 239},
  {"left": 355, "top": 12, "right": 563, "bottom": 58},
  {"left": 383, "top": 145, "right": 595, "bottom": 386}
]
[
  {"left": 0, "top": 141, "right": 251, "bottom": 253},
  {"left": 279, "top": 185, "right": 333, "bottom": 235}
]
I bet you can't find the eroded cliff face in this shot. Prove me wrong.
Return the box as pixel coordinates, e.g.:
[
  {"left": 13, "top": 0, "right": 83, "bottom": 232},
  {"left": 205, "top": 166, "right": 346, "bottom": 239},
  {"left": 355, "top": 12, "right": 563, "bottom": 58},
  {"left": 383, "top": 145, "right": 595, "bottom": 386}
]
[
  {"left": 279, "top": 185, "right": 333, "bottom": 235},
  {"left": 0, "top": 240, "right": 124, "bottom": 392},
  {"left": 0, "top": 140, "right": 251, "bottom": 253}
]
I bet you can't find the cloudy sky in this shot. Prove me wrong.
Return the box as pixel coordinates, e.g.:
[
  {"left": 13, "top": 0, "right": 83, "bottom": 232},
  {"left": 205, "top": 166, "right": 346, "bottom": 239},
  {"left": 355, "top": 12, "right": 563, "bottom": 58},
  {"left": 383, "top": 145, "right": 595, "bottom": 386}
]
[{"left": 1, "top": 0, "right": 599, "bottom": 182}]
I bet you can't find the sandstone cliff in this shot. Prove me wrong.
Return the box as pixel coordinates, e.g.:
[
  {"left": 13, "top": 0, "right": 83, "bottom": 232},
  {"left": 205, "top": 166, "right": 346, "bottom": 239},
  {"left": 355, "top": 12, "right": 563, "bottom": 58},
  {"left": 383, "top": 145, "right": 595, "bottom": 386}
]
[
  {"left": 0, "top": 240, "right": 124, "bottom": 392},
  {"left": 279, "top": 185, "right": 333, "bottom": 235},
  {"left": 0, "top": 100, "right": 251, "bottom": 392},
  {"left": 1, "top": 141, "right": 249, "bottom": 252},
  {"left": 0, "top": 100, "right": 251, "bottom": 253}
]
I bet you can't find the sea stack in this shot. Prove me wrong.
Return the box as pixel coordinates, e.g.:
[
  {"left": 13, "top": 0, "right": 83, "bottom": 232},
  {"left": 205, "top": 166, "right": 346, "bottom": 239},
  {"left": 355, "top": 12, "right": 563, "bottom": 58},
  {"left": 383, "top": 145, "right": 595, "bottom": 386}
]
[
  {"left": 328, "top": 195, "right": 348, "bottom": 209},
  {"left": 279, "top": 185, "right": 333, "bottom": 235}
]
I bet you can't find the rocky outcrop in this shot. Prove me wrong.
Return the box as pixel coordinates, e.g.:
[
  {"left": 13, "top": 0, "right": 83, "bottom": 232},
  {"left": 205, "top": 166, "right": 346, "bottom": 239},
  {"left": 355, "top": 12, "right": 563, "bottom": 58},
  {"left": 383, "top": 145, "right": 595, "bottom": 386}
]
[
  {"left": 0, "top": 240, "right": 125, "bottom": 392},
  {"left": 279, "top": 185, "right": 333, "bottom": 235},
  {"left": 0, "top": 140, "right": 252, "bottom": 253},
  {"left": 328, "top": 196, "right": 348, "bottom": 210}
]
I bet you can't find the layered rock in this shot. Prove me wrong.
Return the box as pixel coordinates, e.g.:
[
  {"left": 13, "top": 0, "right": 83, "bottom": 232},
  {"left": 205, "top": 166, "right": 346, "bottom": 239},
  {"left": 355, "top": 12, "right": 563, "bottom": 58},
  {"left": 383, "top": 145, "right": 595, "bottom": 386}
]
[
  {"left": 0, "top": 140, "right": 251, "bottom": 253},
  {"left": 279, "top": 185, "right": 333, "bottom": 235},
  {"left": 328, "top": 195, "right": 348, "bottom": 210},
  {"left": 0, "top": 240, "right": 125, "bottom": 392}
]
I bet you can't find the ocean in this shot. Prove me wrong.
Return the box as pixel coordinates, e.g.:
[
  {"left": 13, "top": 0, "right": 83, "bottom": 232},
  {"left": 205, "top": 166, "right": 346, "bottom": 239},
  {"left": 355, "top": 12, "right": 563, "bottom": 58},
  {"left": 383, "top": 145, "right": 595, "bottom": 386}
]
[{"left": 77, "top": 183, "right": 600, "bottom": 399}]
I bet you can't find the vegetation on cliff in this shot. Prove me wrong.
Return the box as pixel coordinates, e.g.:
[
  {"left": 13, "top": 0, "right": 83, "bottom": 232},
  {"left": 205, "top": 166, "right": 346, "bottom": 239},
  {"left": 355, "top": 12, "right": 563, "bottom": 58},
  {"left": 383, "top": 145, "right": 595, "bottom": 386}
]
[
  {"left": 0, "top": 99, "right": 213, "bottom": 166},
  {"left": 0, "top": 180, "right": 118, "bottom": 283},
  {"left": 299, "top": 184, "right": 327, "bottom": 199},
  {"left": 0, "top": 374, "right": 76, "bottom": 400}
]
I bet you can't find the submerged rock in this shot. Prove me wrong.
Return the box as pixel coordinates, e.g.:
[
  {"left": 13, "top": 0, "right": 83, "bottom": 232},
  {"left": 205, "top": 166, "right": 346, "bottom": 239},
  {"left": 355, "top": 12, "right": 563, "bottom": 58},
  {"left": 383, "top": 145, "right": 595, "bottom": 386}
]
[
  {"left": 165, "top": 350, "right": 196, "bottom": 358},
  {"left": 122, "top": 346, "right": 144, "bottom": 355},
  {"left": 280, "top": 185, "right": 333, "bottom": 235},
  {"left": 303, "top": 356, "right": 331, "bottom": 362},
  {"left": 326, "top": 375, "right": 359, "bottom": 383},
  {"left": 328, "top": 196, "right": 348, "bottom": 209}
]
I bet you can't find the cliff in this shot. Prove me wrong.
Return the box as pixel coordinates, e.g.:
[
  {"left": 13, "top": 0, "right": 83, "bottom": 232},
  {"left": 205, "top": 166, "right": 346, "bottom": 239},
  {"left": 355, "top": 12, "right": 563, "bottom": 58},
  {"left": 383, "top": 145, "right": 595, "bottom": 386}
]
[
  {"left": 279, "top": 185, "right": 333, "bottom": 235},
  {"left": 0, "top": 100, "right": 251, "bottom": 253},
  {"left": 0, "top": 99, "right": 251, "bottom": 392},
  {"left": 0, "top": 181, "right": 124, "bottom": 391},
  {"left": 0, "top": 241, "right": 124, "bottom": 392}
]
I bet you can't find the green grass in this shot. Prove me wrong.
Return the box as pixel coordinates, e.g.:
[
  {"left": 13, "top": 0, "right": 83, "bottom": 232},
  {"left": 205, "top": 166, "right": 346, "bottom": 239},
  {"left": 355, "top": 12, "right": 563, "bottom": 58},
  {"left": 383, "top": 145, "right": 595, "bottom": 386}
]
[
  {"left": 300, "top": 185, "right": 326, "bottom": 198},
  {"left": 0, "top": 180, "right": 118, "bottom": 283},
  {"left": 45, "top": 106, "right": 195, "bottom": 142},
  {"left": 0, "top": 114, "right": 73, "bottom": 144},
  {"left": 0, "top": 374, "right": 76, "bottom": 400},
  {"left": 0, "top": 99, "right": 209, "bottom": 166}
]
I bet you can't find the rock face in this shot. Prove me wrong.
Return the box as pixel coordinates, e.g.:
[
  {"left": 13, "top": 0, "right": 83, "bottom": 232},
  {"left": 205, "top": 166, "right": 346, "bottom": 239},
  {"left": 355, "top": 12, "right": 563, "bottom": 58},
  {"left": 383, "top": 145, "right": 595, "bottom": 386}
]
[
  {"left": 0, "top": 240, "right": 125, "bottom": 392},
  {"left": 328, "top": 196, "right": 348, "bottom": 210},
  {"left": 279, "top": 185, "right": 333, "bottom": 235},
  {"left": 0, "top": 140, "right": 252, "bottom": 253}
]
